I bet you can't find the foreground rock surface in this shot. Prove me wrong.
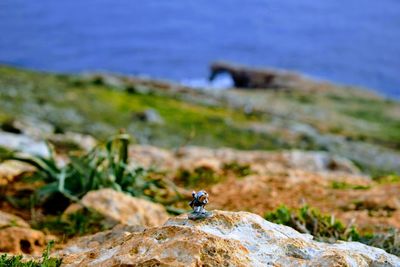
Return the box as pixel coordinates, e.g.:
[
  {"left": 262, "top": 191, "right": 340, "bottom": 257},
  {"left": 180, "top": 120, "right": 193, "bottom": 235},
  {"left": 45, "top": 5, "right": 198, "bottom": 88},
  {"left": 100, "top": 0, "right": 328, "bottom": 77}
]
[
  {"left": 65, "top": 189, "right": 169, "bottom": 227},
  {"left": 58, "top": 210, "right": 399, "bottom": 266}
]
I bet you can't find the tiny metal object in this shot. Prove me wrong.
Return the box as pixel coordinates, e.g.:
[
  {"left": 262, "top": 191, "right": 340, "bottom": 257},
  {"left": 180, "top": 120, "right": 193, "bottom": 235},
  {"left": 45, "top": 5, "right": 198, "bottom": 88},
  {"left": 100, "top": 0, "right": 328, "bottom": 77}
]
[{"left": 188, "top": 190, "right": 212, "bottom": 220}]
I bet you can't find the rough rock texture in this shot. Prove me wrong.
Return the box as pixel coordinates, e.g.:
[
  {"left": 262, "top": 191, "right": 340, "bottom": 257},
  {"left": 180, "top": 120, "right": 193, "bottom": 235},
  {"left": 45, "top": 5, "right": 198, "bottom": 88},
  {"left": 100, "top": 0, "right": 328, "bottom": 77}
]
[
  {"left": 0, "top": 227, "right": 46, "bottom": 255},
  {"left": 64, "top": 189, "right": 169, "bottom": 227},
  {"left": 129, "top": 145, "right": 361, "bottom": 176},
  {"left": 0, "top": 211, "right": 46, "bottom": 255},
  {"left": 0, "top": 131, "right": 49, "bottom": 157},
  {"left": 283, "top": 150, "right": 359, "bottom": 174},
  {"left": 0, "top": 160, "right": 35, "bottom": 186},
  {"left": 48, "top": 132, "right": 97, "bottom": 151},
  {"left": 0, "top": 210, "right": 30, "bottom": 228},
  {"left": 58, "top": 211, "right": 400, "bottom": 266}
]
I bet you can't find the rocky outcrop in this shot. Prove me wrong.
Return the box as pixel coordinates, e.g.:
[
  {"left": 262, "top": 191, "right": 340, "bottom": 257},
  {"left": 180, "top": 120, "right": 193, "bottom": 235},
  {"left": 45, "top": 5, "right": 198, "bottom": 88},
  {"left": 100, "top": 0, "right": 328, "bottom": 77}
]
[
  {"left": 64, "top": 189, "right": 169, "bottom": 227},
  {"left": 129, "top": 145, "right": 361, "bottom": 176},
  {"left": 283, "top": 150, "right": 360, "bottom": 174},
  {"left": 209, "top": 61, "right": 307, "bottom": 89},
  {"left": 0, "top": 211, "right": 45, "bottom": 255},
  {"left": 58, "top": 210, "right": 400, "bottom": 266}
]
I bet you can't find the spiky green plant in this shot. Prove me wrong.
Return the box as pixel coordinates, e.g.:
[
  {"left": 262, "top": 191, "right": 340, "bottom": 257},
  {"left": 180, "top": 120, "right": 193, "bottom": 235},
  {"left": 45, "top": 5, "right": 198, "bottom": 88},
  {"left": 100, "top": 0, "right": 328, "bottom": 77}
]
[{"left": 1, "top": 134, "right": 181, "bottom": 208}]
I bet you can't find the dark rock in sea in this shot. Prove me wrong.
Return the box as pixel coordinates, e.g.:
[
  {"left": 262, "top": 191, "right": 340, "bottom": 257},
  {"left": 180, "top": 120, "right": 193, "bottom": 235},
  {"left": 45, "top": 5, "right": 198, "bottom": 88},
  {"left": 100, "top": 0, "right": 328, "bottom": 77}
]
[{"left": 209, "top": 61, "right": 308, "bottom": 90}]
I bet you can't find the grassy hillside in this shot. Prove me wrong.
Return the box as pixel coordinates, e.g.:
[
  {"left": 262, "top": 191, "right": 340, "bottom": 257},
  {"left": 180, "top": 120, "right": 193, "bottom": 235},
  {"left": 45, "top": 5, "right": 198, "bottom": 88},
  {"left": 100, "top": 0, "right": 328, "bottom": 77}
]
[{"left": 0, "top": 65, "right": 399, "bottom": 174}]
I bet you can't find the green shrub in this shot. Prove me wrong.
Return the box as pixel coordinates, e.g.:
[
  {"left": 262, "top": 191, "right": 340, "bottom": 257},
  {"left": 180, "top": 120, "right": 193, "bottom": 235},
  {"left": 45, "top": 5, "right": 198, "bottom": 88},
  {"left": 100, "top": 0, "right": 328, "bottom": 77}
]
[
  {"left": 0, "top": 241, "right": 61, "bottom": 267},
  {"left": 374, "top": 174, "right": 400, "bottom": 184},
  {"left": 176, "top": 167, "right": 223, "bottom": 188},
  {"left": 222, "top": 162, "right": 253, "bottom": 177},
  {"left": 331, "top": 181, "right": 370, "bottom": 190}
]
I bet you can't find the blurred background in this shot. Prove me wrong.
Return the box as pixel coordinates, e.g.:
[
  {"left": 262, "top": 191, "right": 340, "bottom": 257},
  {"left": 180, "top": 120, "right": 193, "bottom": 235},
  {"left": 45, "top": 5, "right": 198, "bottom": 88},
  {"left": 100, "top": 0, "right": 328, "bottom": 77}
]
[
  {"left": 0, "top": 0, "right": 399, "bottom": 98},
  {"left": 0, "top": 1, "right": 400, "bottom": 260}
]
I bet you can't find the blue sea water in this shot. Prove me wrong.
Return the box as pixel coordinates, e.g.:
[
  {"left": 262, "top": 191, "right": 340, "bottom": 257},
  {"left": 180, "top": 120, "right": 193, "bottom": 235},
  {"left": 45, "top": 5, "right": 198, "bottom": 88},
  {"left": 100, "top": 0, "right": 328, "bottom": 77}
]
[{"left": 0, "top": 1, "right": 399, "bottom": 98}]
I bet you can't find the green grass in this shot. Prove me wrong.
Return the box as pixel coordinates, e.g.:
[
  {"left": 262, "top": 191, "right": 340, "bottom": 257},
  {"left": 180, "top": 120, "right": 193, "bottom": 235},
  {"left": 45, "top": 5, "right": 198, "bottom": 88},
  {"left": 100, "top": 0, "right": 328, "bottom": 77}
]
[
  {"left": 175, "top": 167, "right": 223, "bottom": 188},
  {"left": 0, "top": 241, "right": 61, "bottom": 267},
  {"left": 0, "top": 66, "right": 282, "bottom": 150},
  {"left": 262, "top": 89, "right": 400, "bottom": 148},
  {"left": 341, "top": 105, "right": 400, "bottom": 148},
  {"left": 222, "top": 162, "right": 253, "bottom": 177},
  {"left": 374, "top": 174, "right": 400, "bottom": 184},
  {"left": 1, "top": 65, "right": 400, "bottom": 174},
  {"left": 331, "top": 181, "right": 371, "bottom": 190}
]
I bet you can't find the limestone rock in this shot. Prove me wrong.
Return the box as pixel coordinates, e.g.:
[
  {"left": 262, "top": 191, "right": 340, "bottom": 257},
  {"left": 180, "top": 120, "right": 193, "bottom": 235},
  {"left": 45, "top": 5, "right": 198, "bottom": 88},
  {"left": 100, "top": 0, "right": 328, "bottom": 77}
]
[
  {"left": 0, "top": 211, "right": 47, "bottom": 255},
  {"left": 58, "top": 210, "right": 400, "bottom": 266},
  {"left": 0, "top": 210, "right": 30, "bottom": 229},
  {"left": 0, "top": 227, "right": 45, "bottom": 255},
  {"left": 133, "top": 108, "right": 164, "bottom": 124},
  {"left": 65, "top": 189, "right": 169, "bottom": 227},
  {"left": 1, "top": 118, "right": 55, "bottom": 138},
  {"left": 48, "top": 132, "right": 97, "bottom": 151},
  {"left": 0, "top": 131, "right": 49, "bottom": 157},
  {"left": 0, "top": 160, "right": 35, "bottom": 186},
  {"left": 283, "top": 150, "right": 360, "bottom": 174},
  {"left": 129, "top": 145, "right": 361, "bottom": 176}
]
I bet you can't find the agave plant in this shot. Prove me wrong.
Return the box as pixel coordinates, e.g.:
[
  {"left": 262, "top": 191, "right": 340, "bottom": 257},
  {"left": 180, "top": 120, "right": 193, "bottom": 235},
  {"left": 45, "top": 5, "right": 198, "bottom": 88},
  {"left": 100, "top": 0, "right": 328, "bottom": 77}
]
[{"left": 1, "top": 134, "right": 181, "bottom": 209}]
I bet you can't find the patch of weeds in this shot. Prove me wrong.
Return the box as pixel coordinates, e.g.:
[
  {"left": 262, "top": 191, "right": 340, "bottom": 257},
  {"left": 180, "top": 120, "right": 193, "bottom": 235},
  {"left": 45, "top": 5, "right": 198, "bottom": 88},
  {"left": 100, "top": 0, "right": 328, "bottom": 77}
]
[
  {"left": 176, "top": 167, "right": 223, "bottom": 188},
  {"left": 222, "top": 162, "right": 253, "bottom": 178},
  {"left": 329, "top": 126, "right": 344, "bottom": 135},
  {"left": 359, "top": 229, "right": 400, "bottom": 257},
  {"left": 0, "top": 241, "right": 62, "bottom": 267},
  {"left": 265, "top": 205, "right": 359, "bottom": 242},
  {"left": 374, "top": 174, "right": 400, "bottom": 184},
  {"left": 349, "top": 199, "right": 396, "bottom": 217},
  {"left": 296, "top": 94, "right": 315, "bottom": 104},
  {"left": 331, "top": 181, "right": 370, "bottom": 190},
  {"left": 33, "top": 208, "right": 108, "bottom": 238},
  {"left": 265, "top": 205, "right": 400, "bottom": 256}
]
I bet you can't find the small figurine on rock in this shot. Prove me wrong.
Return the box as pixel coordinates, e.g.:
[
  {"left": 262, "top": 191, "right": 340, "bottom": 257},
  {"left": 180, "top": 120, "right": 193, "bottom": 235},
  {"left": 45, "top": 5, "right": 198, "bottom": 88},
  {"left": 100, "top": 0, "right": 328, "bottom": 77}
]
[{"left": 188, "top": 190, "right": 212, "bottom": 220}]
